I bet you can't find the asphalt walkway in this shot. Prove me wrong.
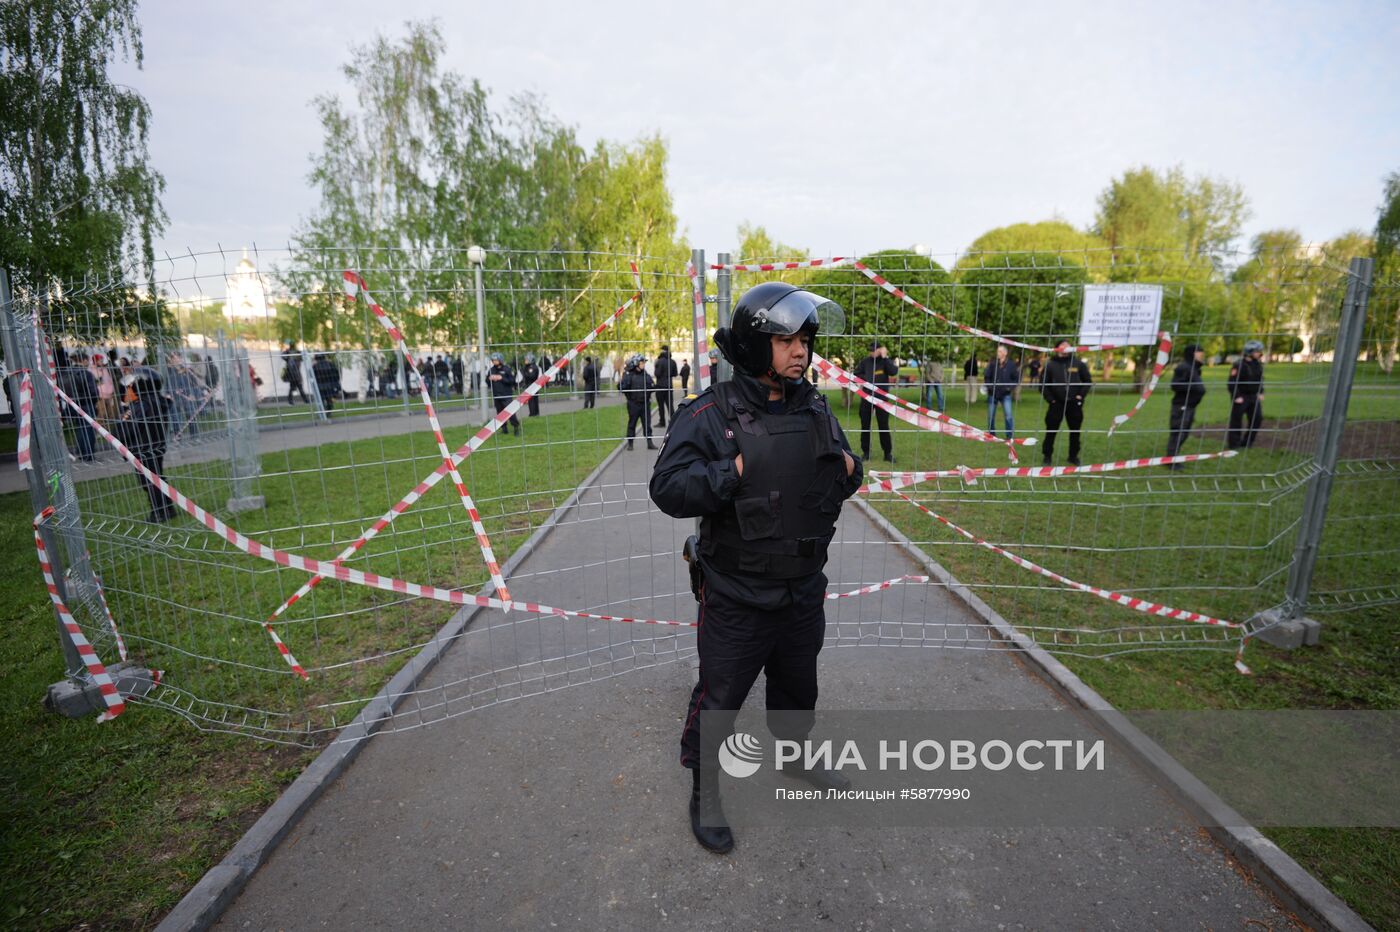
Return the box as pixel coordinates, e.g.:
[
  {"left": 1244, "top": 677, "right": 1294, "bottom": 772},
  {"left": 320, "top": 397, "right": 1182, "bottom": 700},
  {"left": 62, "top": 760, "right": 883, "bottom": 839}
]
[{"left": 215, "top": 448, "right": 1301, "bottom": 930}]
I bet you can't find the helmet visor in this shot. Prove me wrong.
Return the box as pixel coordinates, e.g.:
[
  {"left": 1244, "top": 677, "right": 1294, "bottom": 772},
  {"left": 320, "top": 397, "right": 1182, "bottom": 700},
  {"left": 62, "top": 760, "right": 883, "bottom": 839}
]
[{"left": 751, "top": 289, "right": 846, "bottom": 337}]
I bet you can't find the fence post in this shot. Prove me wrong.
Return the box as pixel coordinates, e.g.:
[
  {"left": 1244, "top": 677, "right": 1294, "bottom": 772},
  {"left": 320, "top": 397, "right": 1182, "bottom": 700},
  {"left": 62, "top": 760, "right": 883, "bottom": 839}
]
[
  {"left": 689, "top": 248, "right": 706, "bottom": 392},
  {"left": 219, "top": 329, "right": 265, "bottom": 513},
  {"left": 715, "top": 252, "right": 733, "bottom": 384},
  {"left": 1, "top": 270, "right": 83, "bottom": 681},
  {"left": 469, "top": 246, "right": 489, "bottom": 421},
  {"left": 1, "top": 269, "right": 151, "bottom": 714},
  {"left": 1258, "top": 256, "right": 1373, "bottom": 648}
]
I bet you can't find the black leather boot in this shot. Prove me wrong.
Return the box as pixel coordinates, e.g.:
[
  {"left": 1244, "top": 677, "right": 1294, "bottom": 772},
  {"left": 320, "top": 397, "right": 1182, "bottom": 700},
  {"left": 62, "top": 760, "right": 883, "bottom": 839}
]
[
  {"left": 783, "top": 763, "right": 852, "bottom": 792},
  {"left": 647, "top": 440, "right": 658, "bottom": 450},
  {"left": 689, "top": 769, "right": 734, "bottom": 854},
  {"left": 627, "top": 439, "right": 634, "bottom": 450}
]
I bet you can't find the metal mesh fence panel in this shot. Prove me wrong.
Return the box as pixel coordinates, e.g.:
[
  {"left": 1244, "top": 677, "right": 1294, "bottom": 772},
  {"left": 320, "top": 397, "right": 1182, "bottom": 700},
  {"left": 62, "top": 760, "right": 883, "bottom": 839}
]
[{"left": 7, "top": 245, "right": 1396, "bottom": 746}]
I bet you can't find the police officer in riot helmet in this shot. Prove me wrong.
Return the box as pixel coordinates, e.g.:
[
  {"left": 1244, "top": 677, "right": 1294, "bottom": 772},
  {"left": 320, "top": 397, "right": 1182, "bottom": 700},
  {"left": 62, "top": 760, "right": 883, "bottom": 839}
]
[
  {"left": 620, "top": 352, "right": 657, "bottom": 450},
  {"left": 649, "top": 281, "right": 863, "bottom": 854}
]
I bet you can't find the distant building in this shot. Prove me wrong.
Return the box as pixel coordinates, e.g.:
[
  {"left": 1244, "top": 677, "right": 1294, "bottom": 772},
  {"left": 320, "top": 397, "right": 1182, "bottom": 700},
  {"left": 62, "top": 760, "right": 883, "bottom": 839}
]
[{"left": 224, "top": 250, "right": 270, "bottom": 320}]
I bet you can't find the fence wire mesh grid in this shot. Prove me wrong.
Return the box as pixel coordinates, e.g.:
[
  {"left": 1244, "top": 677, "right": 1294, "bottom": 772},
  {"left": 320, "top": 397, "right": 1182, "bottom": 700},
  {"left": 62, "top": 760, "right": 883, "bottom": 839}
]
[{"left": 3, "top": 246, "right": 1396, "bottom": 746}]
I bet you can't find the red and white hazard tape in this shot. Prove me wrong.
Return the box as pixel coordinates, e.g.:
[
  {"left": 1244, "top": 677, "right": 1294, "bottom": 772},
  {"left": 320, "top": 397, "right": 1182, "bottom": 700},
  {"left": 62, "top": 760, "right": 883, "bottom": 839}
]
[
  {"left": 1105, "top": 332, "right": 1173, "bottom": 436},
  {"left": 685, "top": 261, "right": 710, "bottom": 392},
  {"left": 812, "top": 354, "right": 1031, "bottom": 462},
  {"left": 27, "top": 374, "right": 699, "bottom": 636},
  {"left": 861, "top": 449, "right": 1239, "bottom": 494},
  {"left": 892, "top": 490, "right": 1251, "bottom": 673},
  {"left": 15, "top": 372, "right": 33, "bottom": 471},
  {"left": 33, "top": 508, "right": 126, "bottom": 721},
  {"left": 342, "top": 270, "right": 512, "bottom": 606},
  {"left": 34, "top": 315, "right": 58, "bottom": 382},
  {"left": 711, "top": 257, "right": 853, "bottom": 272},
  {"left": 91, "top": 567, "right": 129, "bottom": 663},
  {"left": 166, "top": 386, "right": 216, "bottom": 445},
  {"left": 852, "top": 260, "right": 1154, "bottom": 355},
  {"left": 263, "top": 272, "right": 644, "bottom": 639},
  {"left": 825, "top": 574, "right": 930, "bottom": 599}
]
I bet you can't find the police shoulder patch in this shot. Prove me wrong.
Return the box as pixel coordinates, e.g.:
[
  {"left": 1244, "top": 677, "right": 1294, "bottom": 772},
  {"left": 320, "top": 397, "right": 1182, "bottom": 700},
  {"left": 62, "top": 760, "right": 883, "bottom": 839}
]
[{"left": 675, "top": 392, "right": 702, "bottom": 411}]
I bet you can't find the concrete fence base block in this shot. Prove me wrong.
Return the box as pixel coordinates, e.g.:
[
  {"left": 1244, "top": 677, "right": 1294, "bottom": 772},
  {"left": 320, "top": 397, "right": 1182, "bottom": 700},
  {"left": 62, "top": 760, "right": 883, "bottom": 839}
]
[
  {"left": 1255, "top": 609, "right": 1323, "bottom": 649},
  {"left": 226, "top": 495, "right": 266, "bottom": 514}
]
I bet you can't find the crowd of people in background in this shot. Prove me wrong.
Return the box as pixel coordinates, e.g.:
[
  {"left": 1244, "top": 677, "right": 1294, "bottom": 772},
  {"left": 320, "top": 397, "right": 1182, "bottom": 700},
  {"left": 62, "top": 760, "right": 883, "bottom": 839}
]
[
  {"left": 27, "top": 332, "right": 1269, "bottom": 518},
  {"left": 830, "top": 340, "right": 1270, "bottom": 469}
]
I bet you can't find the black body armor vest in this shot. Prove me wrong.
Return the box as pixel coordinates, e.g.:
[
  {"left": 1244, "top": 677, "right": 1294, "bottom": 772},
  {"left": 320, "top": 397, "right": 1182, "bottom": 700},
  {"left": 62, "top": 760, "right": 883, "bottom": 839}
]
[{"left": 699, "top": 380, "right": 848, "bottom": 578}]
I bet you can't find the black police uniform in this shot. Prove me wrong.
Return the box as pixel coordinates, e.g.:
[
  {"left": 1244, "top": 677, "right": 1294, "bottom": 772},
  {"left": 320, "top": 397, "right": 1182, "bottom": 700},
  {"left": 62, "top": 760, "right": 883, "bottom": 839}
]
[
  {"left": 1166, "top": 346, "right": 1206, "bottom": 460},
  {"left": 620, "top": 364, "right": 654, "bottom": 445},
  {"left": 488, "top": 361, "right": 521, "bottom": 434},
  {"left": 520, "top": 360, "right": 542, "bottom": 416},
  {"left": 649, "top": 371, "right": 863, "bottom": 773},
  {"left": 1040, "top": 352, "right": 1092, "bottom": 463},
  {"left": 653, "top": 350, "right": 677, "bottom": 427},
  {"left": 1227, "top": 355, "right": 1264, "bottom": 449}
]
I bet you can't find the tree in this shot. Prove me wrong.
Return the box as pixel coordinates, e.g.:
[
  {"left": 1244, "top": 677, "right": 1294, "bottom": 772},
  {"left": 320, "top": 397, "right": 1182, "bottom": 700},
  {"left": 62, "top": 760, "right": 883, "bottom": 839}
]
[
  {"left": 1093, "top": 165, "right": 1249, "bottom": 279},
  {"left": 964, "top": 221, "right": 1109, "bottom": 274},
  {"left": 1232, "top": 229, "right": 1311, "bottom": 357},
  {"left": 955, "top": 252, "right": 1091, "bottom": 365},
  {"left": 808, "top": 250, "right": 955, "bottom": 366},
  {"left": 0, "top": 0, "right": 166, "bottom": 297},
  {"left": 289, "top": 21, "right": 688, "bottom": 360},
  {"left": 1374, "top": 171, "right": 1400, "bottom": 372}
]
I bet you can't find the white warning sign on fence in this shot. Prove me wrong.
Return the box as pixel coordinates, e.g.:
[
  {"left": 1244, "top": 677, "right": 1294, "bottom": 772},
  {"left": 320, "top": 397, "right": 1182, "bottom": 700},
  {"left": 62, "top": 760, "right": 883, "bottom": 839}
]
[{"left": 1078, "top": 285, "right": 1163, "bottom": 346}]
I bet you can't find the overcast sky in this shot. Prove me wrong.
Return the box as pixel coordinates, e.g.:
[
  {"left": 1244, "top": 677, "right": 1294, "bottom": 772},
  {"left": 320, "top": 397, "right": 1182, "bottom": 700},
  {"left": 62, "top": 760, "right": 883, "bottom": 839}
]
[{"left": 120, "top": 0, "right": 1400, "bottom": 265}]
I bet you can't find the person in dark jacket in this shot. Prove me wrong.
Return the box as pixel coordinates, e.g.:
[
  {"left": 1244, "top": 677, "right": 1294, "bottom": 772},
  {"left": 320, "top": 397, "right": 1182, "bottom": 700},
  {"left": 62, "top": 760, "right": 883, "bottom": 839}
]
[
  {"left": 853, "top": 341, "right": 899, "bottom": 463},
  {"left": 653, "top": 345, "right": 678, "bottom": 428},
  {"left": 1228, "top": 340, "right": 1265, "bottom": 450},
  {"left": 649, "top": 281, "right": 861, "bottom": 855},
  {"left": 312, "top": 354, "right": 340, "bottom": 411},
  {"left": 1165, "top": 343, "right": 1207, "bottom": 467},
  {"left": 57, "top": 347, "right": 98, "bottom": 461},
  {"left": 963, "top": 352, "right": 980, "bottom": 404},
  {"left": 520, "top": 354, "right": 542, "bottom": 417},
  {"left": 487, "top": 352, "right": 521, "bottom": 435},
  {"left": 1040, "top": 341, "right": 1092, "bottom": 466},
  {"left": 581, "top": 357, "right": 598, "bottom": 408},
  {"left": 282, "top": 341, "right": 310, "bottom": 405},
  {"left": 984, "top": 344, "right": 1019, "bottom": 439},
  {"left": 118, "top": 375, "right": 177, "bottom": 522},
  {"left": 619, "top": 354, "right": 656, "bottom": 449},
  {"left": 679, "top": 358, "right": 691, "bottom": 393}
]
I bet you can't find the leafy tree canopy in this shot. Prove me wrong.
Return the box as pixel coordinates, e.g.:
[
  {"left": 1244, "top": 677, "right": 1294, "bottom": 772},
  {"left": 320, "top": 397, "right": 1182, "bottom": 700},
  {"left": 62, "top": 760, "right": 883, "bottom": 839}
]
[
  {"left": 0, "top": 0, "right": 166, "bottom": 301},
  {"left": 1093, "top": 165, "right": 1249, "bottom": 280}
]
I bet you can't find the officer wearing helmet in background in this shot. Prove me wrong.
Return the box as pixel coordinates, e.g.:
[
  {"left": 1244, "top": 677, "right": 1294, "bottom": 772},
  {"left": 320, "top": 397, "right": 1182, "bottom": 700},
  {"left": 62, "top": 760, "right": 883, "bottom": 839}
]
[
  {"left": 649, "top": 282, "right": 862, "bottom": 855},
  {"left": 487, "top": 352, "right": 522, "bottom": 436},
  {"left": 520, "top": 353, "right": 542, "bottom": 417},
  {"left": 1228, "top": 340, "right": 1266, "bottom": 450},
  {"left": 620, "top": 353, "right": 657, "bottom": 450}
]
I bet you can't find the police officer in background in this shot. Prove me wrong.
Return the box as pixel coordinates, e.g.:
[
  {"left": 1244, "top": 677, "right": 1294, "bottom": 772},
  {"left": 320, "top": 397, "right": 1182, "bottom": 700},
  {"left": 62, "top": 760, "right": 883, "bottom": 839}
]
[
  {"left": 649, "top": 282, "right": 863, "bottom": 854},
  {"left": 653, "top": 344, "right": 678, "bottom": 428},
  {"left": 1228, "top": 339, "right": 1266, "bottom": 450},
  {"left": 1165, "top": 343, "right": 1207, "bottom": 468},
  {"left": 620, "top": 353, "right": 656, "bottom": 450},
  {"left": 487, "top": 352, "right": 521, "bottom": 436},
  {"left": 1040, "top": 340, "right": 1092, "bottom": 467},
  {"left": 520, "top": 353, "right": 542, "bottom": 417}
]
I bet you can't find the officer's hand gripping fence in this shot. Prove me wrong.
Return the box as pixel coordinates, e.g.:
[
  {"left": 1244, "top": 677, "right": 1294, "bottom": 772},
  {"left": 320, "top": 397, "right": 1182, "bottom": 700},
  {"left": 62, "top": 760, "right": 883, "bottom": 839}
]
[{"left": 8, "top": 246, "right": 1396, "bottom": 742}]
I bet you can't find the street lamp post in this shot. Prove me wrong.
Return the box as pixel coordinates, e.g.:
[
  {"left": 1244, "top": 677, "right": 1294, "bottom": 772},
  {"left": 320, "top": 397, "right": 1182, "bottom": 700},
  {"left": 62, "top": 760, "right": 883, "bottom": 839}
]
[{"left": 468, "top": 245, "right": 488, "bottom": 421}]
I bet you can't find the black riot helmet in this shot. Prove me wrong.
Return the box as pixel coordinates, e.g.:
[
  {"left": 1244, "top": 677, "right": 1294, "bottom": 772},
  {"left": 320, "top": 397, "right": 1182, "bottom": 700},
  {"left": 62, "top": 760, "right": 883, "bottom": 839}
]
[{"left": 713, "top": 282, "right": 846, "bottom": 380}]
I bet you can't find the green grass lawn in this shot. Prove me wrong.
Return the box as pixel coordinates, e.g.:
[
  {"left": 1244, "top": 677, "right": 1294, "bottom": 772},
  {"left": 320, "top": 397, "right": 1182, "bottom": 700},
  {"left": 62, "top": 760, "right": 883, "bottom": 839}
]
[
  {"left": 837, "top": 361, "right": 1399, "bottom": 927},
  {"left": 2, "top": 362, "right": 1396, "bottom": 928},
  {"left": 0, "top": 401, "right": 618, "bottom": 929}
]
